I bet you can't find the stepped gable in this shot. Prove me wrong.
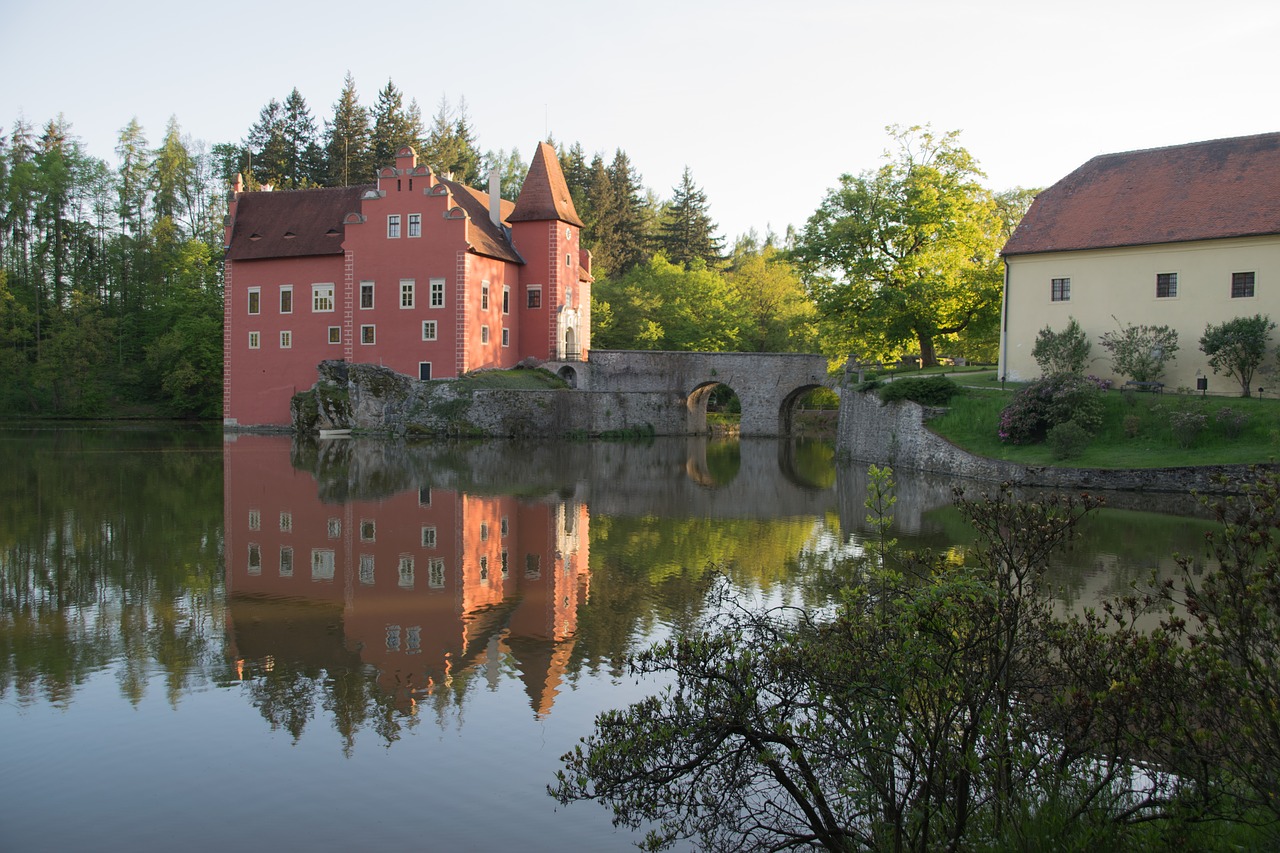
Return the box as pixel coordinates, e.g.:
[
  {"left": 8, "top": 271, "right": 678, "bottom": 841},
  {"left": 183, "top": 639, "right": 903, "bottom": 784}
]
[
  {"left": 226, "top": 185, "right": 371, "bottom": 261},
  {"left": 508, "top": 141, "right": 584, "bottom": 227},
  {"left": 1003, "top": 132, "right": 1280, "bottom": 256}
]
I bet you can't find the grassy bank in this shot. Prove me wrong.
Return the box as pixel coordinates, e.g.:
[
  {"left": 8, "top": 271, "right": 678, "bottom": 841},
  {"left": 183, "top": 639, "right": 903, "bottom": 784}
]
[{"left": 928, "top": 384, "right": 1280, "bottom": 468}]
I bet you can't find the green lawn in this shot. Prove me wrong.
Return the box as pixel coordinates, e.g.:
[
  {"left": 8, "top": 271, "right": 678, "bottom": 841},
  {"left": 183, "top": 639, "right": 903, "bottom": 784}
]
[{"left": 928, "top": 385, "right": 1280, "bottom": 468}]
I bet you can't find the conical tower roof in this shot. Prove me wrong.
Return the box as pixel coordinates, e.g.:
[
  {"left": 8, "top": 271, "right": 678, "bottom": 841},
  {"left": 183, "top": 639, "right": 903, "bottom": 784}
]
[{"left": 508, "top": 141, "right": 584, "bottom": 227}]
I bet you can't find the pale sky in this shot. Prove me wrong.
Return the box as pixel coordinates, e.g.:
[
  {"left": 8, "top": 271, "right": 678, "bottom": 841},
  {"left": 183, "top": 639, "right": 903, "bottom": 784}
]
[{"left": 3, "top": 0, "right": 1277, "bottom": 242}]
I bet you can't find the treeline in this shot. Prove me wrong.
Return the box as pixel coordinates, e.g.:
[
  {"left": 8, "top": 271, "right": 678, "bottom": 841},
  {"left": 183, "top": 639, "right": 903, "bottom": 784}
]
[{"left": 0, "top": 79, "right": 1024, "bottom": 418}]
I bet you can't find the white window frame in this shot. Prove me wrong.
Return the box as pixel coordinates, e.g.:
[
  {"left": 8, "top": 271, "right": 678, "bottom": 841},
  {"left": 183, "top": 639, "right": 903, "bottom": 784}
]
[
  {"left": 279, "top": 285, "right": 293, "bottom": 314},
  {"left": 360, "top": 281, "right": 375, "bottom": 310},
  {"left": 398, "top": 555, "right": 415, "bottom": 589},
  {"left": 360, "top": 519, "right": 376, "bottom": 542},
  {"left": 387, "top": 214, "right": 401, "bottom": 239},
  {"left": 429, "top": 558, "right": 445, "bottom": 589},
  {"left": 421, "top": 526, "right": 437, "bottom": 548},
  {"left": 361, "top": 324, "right": 376, "bottom": 345},
  {"left": 328, "top": 326, "right": 341, "bottom": 345},
  {"left": 501, "top": 327, "right": 510, "bottom": 347},
  {"left": 312, "top": 549, "right": 335, "bottom": 580},
  {"left": 527, "top": 285, "right": 542, "bottom": 309},
  {"left": 422, "top": 320, "right": 437, "bottom": 341},
  {"left": 248, "top": 543, "right": 262, "bottom": 575},
  {"left": 359, "top": 554, "right": 375, "bottom": 585},
  {"left": 313, "top": 283, "right": 335, "bottom": 312},
  {"left": 481, "top": 325, "right": 489, "bottom": 344},
  {"left": 279, "top": 330, "right": 292, "bottom": 349},
  {"left": 502, "top": 286, "right": 510, "bottom": 315},
  {"left": 430, "top": 278, "right": 445, "bottom": 308},
  {"left": 248, "top": 510, "right": 261, "bottom": 530},
  {"left": 247, "top": 287, "right": 260, "bottom": 315},
  {"left": 419, "top": 362, "right": 432, "bottom": 381},
  {"left": 408, "top": 213, "right": 421, "bottom": 238},
  {"left": 279, "top": 546, "right": 294, "bottom": 577},
  {"left": 248, "top": 331, "right": 260, "bottom": 350},
  {"left": 400, "top": 279, "right": 415, "bottom": 309},
  {"left": 481, "top": 281, "right": 490, "bottom": 311}
]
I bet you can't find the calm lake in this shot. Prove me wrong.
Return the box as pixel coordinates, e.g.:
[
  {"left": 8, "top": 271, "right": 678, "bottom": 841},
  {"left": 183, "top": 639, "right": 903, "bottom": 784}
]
[{"left": 0, "top": 425, "right": 1217, "bottom": 851}]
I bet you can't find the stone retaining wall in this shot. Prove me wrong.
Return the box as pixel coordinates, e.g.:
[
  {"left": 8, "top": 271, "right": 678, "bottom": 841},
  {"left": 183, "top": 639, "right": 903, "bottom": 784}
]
[{"left": 837, "top": 387, "right": 1274, "bottom": 494}]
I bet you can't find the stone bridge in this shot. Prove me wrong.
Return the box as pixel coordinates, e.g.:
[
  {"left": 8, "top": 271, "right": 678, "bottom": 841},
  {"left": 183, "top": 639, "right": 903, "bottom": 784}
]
[{"left": 561, "top": 350, "right": 832, "bottom": 437}]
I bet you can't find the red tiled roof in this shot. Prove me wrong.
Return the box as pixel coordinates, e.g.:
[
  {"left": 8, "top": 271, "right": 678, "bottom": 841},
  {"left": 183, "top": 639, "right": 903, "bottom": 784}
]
[
  {"left": 225, "top": 185, "right": 370, "bottom": 261},
  {"left": 1003, "top": 132, "right": 1280, "bottom": 256},
  {"left": 508, "top": 141, "right": 584, "bottom": 227},
  {"left": 438, "top": 179, "right": 523, "bottom": 264}
]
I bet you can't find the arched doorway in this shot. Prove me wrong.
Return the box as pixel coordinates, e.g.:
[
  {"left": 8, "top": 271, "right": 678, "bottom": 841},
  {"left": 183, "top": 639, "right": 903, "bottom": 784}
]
[{"left": 557, "top": 365, "right": 578, "bottom": 388}]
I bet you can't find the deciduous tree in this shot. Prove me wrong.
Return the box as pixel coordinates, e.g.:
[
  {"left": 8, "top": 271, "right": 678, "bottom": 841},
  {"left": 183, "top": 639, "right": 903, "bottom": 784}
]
[{"left": 792, "top": 125, "right": 1004, "bottom": 366}]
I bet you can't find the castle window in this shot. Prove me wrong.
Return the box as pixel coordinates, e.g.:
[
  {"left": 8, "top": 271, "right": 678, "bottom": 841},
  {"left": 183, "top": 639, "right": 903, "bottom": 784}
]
[
  {"left": 429, "top": 558, "right": 445, "bottom": 589},
  {"left": 502, "top": 286, "right": 510, "bottom": 314},
  {"left": 408, "top": 213, "right": 421, "bottom": 237},
  {"left": 279, "top": 285, "right": 293, "bottom": 314},
  {"left": 248, "top": 510, "right": 260, "bottom": 530},
  {"left": 280, "top": 547, "right": 294, "bottom": 578},
  {"left": 327, "top": 518, "right": 341, "bottom": 538},
  {"left": 481, "top": 282, "right": 490, "bottom": 311},
  {"left": 527, "top": 286, "right": 542, "bottom": 309},
  {"left": 313, "top": 283, "right": 335, "bottom": 312},
  {"left": 312, "top": 549, "right": 335, "bottom": 580},
  {"left": 421, "top": 526, "right": 437, "bottom": 548},
  {"left": 359, "top": 554, "right": 375, "bottom": 585},
  {"left": 279, "top": 330, "right": 292, "bottom": 349},
  {"left": 280, "top": 512, "right": 292, "bottom": 532},
  {"left": 1156, "top": 272, "right": 1178, "bottom": 298},
  {"left": 388, "top": 214, "right": 401, "bottom": 239},
  {"left": 430, "top": 278, "right": 445, "bottom": 308},
  {"left": 401, "top": 279, "right": 415, "bottom": 309},
  {"left": 398, "top": 555, "right": 414, "bottom": 589},
  {"left": 1232, "top": 271, "right": 1256, "bottom": 298},
  {"left": 360, "top": 519, "right": 376, "bottom": 542},
  {"left": 361, "top": 324, "right": 376, "bottom": 345},
  {"left": 361, "top": 281, "right": 374, "bottom": 309},
  {"left": 481, "top": 325, "right": 489, "bottom": 344},
  {"left": 248, "top": 331, "right": 260, "bottom": 349},
  {"left": 422, "top": 320, "right": 437, "bottom": 341},
  {"left": 328, "top": 326, "right": 341, "bottom": 344},
  {"left": 248, "top": 543, "right": 261, "bottom": 575},
  {"left": 502, "top": 327, "right": 510, "bottom": 347},
  {"left": 1051, "top": 277, "right": 1070, "bottom": 302},
  {"left": 247, "top": 287, "right": 260, "bottom": 315},
  {"left": 480, "top": 522, "right": 489, "bottom": 541}
]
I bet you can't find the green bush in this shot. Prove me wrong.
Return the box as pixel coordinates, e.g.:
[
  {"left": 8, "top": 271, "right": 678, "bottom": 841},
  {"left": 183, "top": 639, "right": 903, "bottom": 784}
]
[
  {"left": 1169, "top": 409, "right": 1208, "bottom": 448},
  {"left": 876, "top": 375, "right": 961, "bottom": 407},
  {"left": 1215, "top": 407, "right": 1249, "bottom": 439},
  {"left": 1048, "top": 420, "right": 1091, "bottom": 459},
  {"left": 1032, "top": 317, "right": 1092, "bottom": 376}
]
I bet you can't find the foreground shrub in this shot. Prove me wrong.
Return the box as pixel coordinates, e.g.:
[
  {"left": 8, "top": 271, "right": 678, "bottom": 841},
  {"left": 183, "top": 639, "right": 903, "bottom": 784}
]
[
  {"left": 876, "top": 375, "right": 960, "bottom": 406},
  {"left": 998, "top": 373, "right": 1104, "bottom": 444}
]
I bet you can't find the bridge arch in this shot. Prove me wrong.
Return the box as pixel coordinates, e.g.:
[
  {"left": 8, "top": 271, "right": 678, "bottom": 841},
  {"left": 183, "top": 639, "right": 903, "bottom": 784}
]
[{"left": 587, "top": 350, "right": 833, "bottom": 437}]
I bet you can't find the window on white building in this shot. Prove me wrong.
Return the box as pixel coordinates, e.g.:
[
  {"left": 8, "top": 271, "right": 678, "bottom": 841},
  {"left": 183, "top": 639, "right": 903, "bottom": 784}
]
[
  {"left": 1232, "top": 271, "right": 1256, "bottom": 298},
  {"left": 1156, "top": 272, "right": 1178, "bottom": 298},
  {"left": 1051, "top": 277, "right": 1070, "bottom": 302}
]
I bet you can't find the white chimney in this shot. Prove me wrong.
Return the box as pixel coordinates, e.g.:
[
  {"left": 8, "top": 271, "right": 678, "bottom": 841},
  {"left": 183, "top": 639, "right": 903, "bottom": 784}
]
[{"left": 489, "top": 168, "right": 502, "bottom": 226}]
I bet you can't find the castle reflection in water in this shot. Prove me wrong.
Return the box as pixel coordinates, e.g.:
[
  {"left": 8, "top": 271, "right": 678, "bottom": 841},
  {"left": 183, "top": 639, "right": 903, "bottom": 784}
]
[{"left": 223, "top": 435, "right": 589, "bottom": 718}]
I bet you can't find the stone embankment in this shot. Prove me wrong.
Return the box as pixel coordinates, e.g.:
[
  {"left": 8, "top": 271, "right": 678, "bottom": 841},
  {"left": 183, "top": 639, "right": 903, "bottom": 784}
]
[
  {"left": 836, "top": 387, "right": 1275, "bottom": 495},
  {"left": 292, "top": 360, "right": 686, "bottom": 438}
]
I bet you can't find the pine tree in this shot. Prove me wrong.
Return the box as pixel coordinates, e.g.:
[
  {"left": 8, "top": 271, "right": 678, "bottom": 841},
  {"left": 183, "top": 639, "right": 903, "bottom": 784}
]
[
  {"left": 480, "top": 148, "right": 527, "bottom": 200},
  {"left": 654, "top": 167, "right": 723, "bottom": 269},
  {"left": 557, "top": 141, "right": 590, "bottom": 221},
  {"left": 280, "top": 88, "right": 321, "bottom": 188},
  {"left": 370, "top": 80, "right": 420, "bottom": 168},
  {"left": 323, "top": 72, "right": 373, "bottom": 186},
  {"left": 602, "top": 149, "right": 651, "bottom": 275},
  {"left": 246, "top": 98, "right": 291, "bottom": 187},
  {"left": 422, "top": 96, "right": 481, "bottom": 183}
]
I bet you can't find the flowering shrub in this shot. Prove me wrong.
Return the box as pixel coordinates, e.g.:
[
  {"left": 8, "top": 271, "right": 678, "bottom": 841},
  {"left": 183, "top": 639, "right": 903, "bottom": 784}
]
[
  {"left": 1169, "top": 410, "right": 1208, "bottom": 448},
  {"left": 998, "top": 373, "right": 1104, "bottom": 444},
  {"left": 1085, "top": 375, "right": 1113, "bottom": 391},
  {"left": 1215, "top": 407, "right": 1249, "bottom": 439}
]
